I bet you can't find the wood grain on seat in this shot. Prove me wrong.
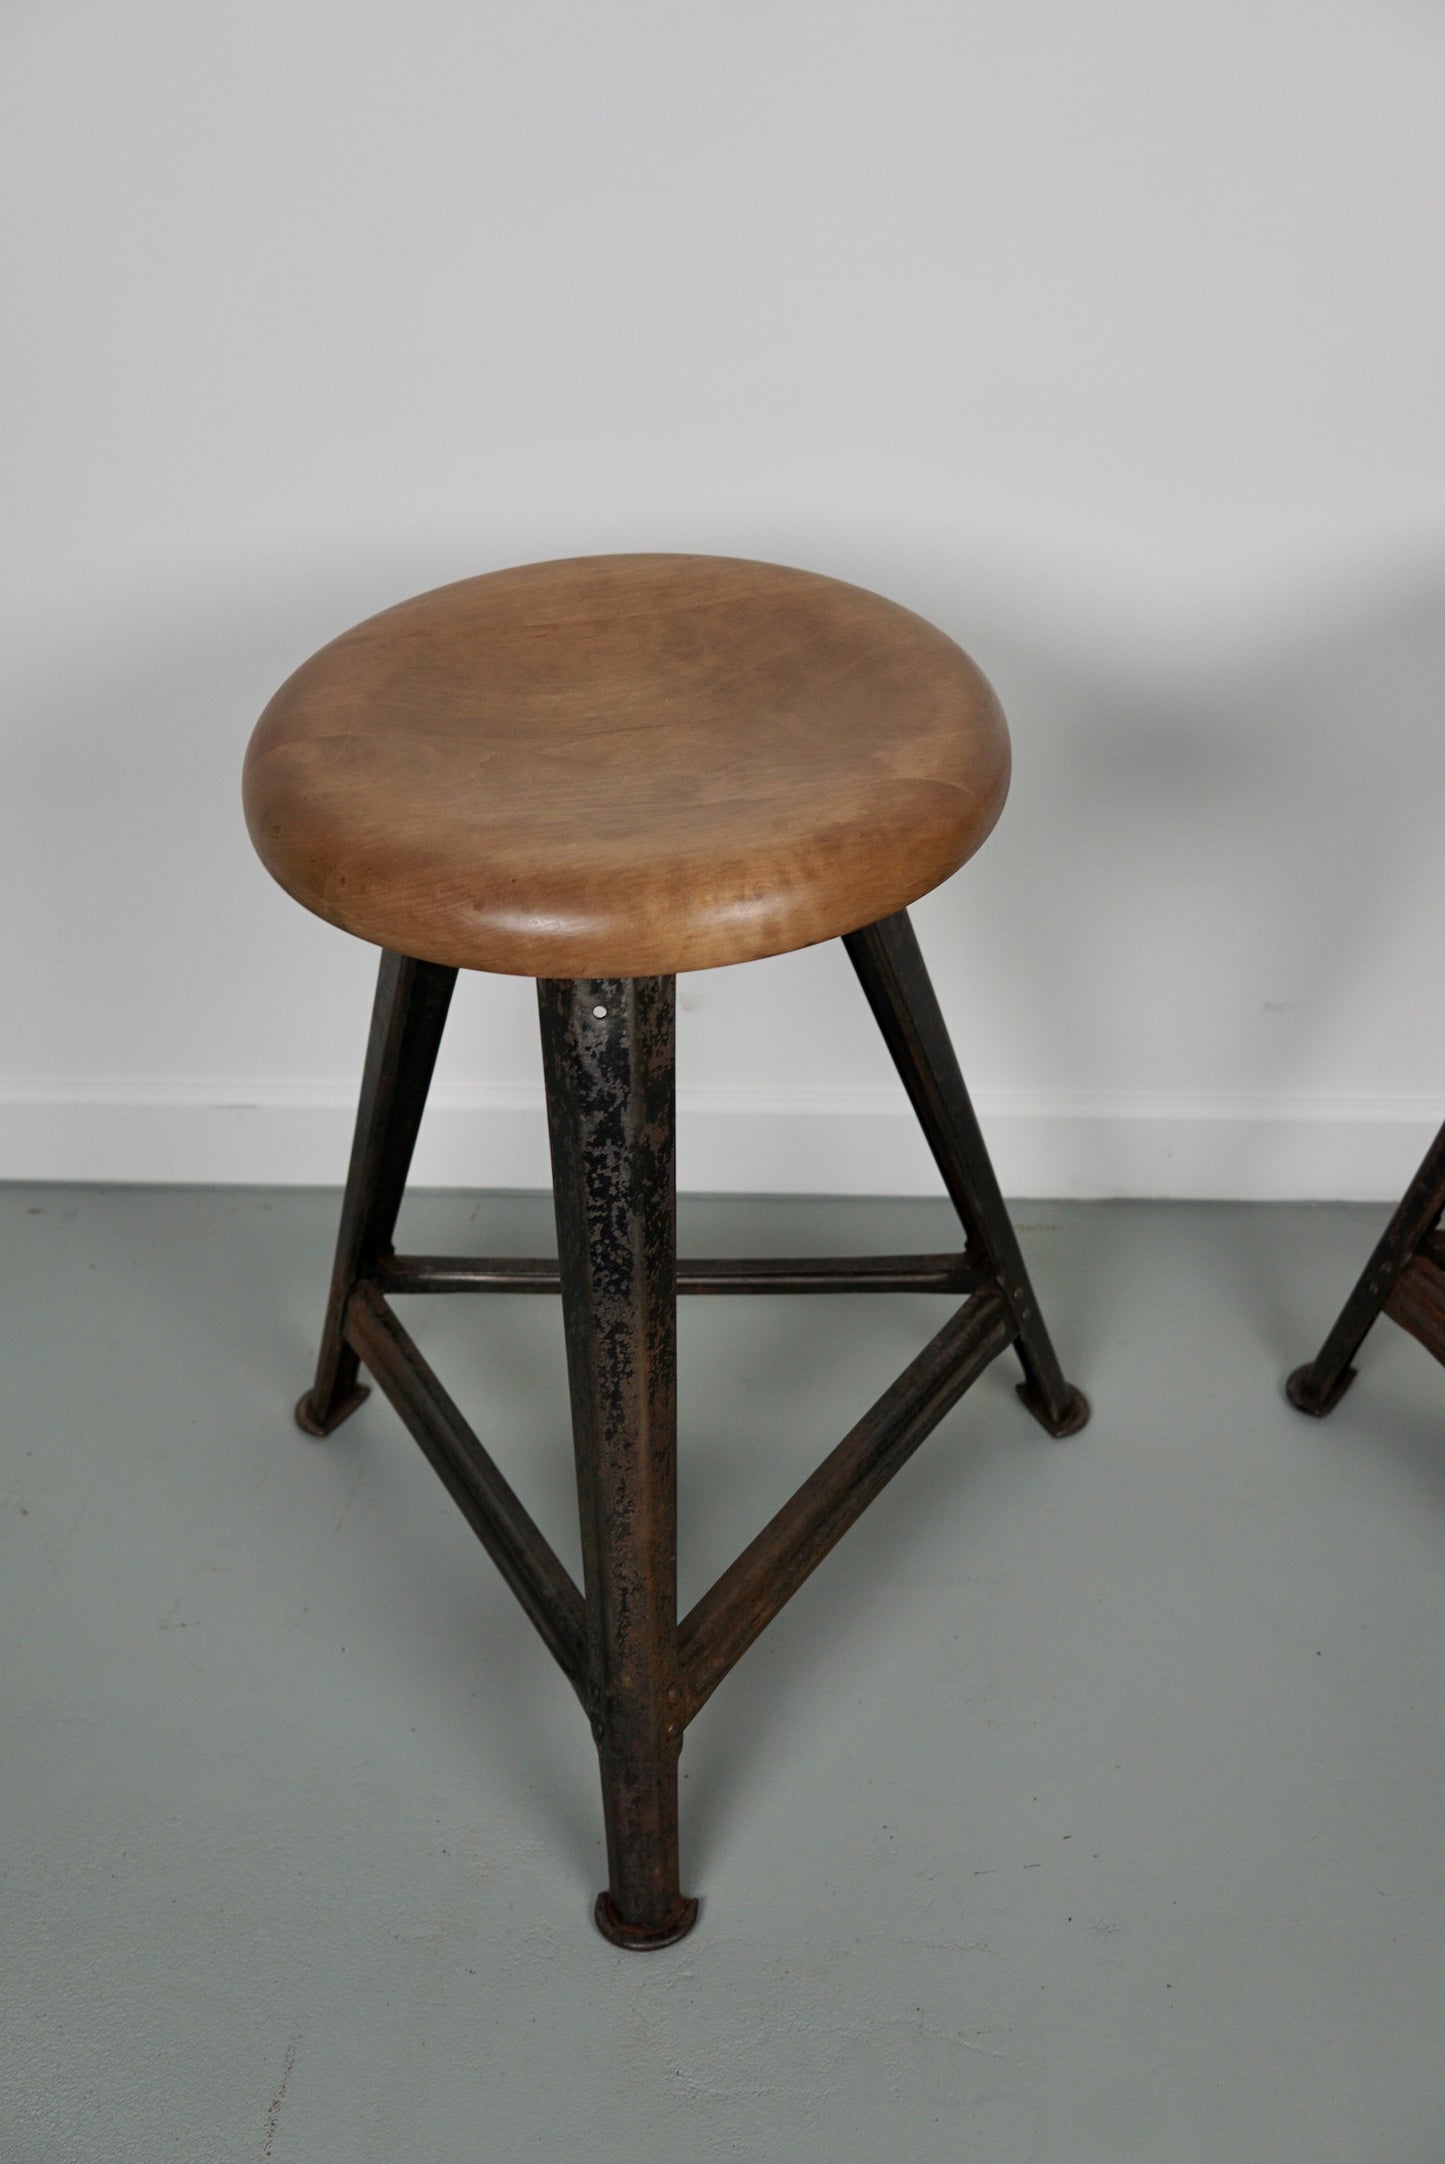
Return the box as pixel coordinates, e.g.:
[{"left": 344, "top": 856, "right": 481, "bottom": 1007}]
[{"left": 243, "top": 554, "right": 1011, "bottom": 978}]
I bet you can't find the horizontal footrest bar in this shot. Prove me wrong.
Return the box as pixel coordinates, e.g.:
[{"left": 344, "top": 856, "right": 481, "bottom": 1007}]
[
  {"left": 374, "top": 1252, "right": 976, "bottom": 1297},
  {"left": 677, "top": 1286, "right": 1015, "bottom": 1725},
  {"left": 343, "top": 1281, "right": 591, "bottom": 1706},
  {"left": 1385, "top": 1252, "right": 1445, "bottom": 1370}
]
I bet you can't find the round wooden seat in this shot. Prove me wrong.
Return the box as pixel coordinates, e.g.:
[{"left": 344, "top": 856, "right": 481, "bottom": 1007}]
[{"left": 243, "top": 553, "right": 1010, "bottom": 979}]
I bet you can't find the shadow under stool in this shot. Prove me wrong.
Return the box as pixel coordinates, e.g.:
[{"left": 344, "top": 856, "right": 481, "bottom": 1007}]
[
  {"left": 243, "top": 552, "right": 1089, "bottom": 1947},
  {"left": 1288, "top": 1115, "right": 1445, "bottom": 1416}
]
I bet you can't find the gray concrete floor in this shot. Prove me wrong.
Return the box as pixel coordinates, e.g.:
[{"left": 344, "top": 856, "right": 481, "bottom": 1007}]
[{"left": 2, "top": 1186, "right": 1444, "bottom": 2163}]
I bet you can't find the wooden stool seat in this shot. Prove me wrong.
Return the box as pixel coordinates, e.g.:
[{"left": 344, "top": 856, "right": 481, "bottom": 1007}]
[{"left": 243, "top": 554, "right": 1010, "bottom": 978}]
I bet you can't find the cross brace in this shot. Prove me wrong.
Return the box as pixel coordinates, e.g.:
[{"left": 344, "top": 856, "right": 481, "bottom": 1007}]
[{"left": 342, "top": 1270, "right": 1012, "bottom": 1731}]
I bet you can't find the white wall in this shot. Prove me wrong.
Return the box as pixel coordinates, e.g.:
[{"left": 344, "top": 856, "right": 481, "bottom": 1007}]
[{"left": 3, "top": 0, "right": 1444, "bottom": 1199}]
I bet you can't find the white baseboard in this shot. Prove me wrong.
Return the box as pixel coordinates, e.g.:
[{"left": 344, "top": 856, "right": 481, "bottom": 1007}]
[{"left": 0, "top": 1079, "right": 1437, "bottom": 1201}]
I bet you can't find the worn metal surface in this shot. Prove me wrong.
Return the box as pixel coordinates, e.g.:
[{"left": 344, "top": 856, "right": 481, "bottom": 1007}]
[
  {"left": 844, "top": 911, "right": 1089, "bottom": 1439},
  {"left": 1287, "top": 1111, "right": 1445, "bottom": 1416},
  {"left": 537, "top": 975, "right": 697, "bottom": 1949}
]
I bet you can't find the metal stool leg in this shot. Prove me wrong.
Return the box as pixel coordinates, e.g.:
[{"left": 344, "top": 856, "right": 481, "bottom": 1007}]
[
  {"left": 538, "top": 975, "right": 698, "bottom": 1949},
  {"left": 288, "top": 925, "right": 1085, "bottom": 1945},
  {"left": 297, "top": 949, "right": 457, "bottom": 1436},
  {"left": 1287, "top": 1115, "right": 1445, "bottom": 1417},
  {"left": 844, "top": 910, "right": 1089, "bottom": 1438}
]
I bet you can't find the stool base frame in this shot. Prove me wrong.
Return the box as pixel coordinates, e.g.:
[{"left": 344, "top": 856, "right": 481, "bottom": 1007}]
[
  {"left": 295, "top": 908, "right": 1089, "bottom": 1946},
  {"left": 1287, "top": 1114, "right": 1445, "bottom": 1417}
]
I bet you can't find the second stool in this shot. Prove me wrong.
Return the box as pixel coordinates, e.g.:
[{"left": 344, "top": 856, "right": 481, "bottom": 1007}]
[
  {"left": 243, "top": 553, "right": 1089, "bottom": 1947},
  {"left": 1288, "top": 1114, "right": 1445, "bottom": 1416}
]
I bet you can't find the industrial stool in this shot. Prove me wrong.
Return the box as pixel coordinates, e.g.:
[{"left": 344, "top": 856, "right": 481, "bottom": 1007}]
[
  {"left": 243, "top": 554, "right": 1089, "bottom": 1947},
  {"left": 1288, "top": 1115, "right": 1445, "bottom": 1416}
]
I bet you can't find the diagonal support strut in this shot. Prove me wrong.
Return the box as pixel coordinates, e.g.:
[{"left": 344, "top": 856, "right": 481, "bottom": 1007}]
[
  {"left": 678, "top": 1286, "right": 1014, "bottom": 1724},
  {"left": 343, "top": 1280, "right": 591, "bottom": 1706}
]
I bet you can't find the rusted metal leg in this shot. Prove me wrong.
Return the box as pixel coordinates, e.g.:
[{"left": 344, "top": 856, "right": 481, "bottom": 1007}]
[
  {"left": 539, "top": 975, "right": 697, "bottom": 1950},
  {"left": 844, "top": 911, "right": 1088, "bottom": 1439},
  {"left": 297, "top": 949, "right": 457, "bottom": 1436},
  {"left": 1287, "top": 1114, "right": 1445, "bottom": 1417}
]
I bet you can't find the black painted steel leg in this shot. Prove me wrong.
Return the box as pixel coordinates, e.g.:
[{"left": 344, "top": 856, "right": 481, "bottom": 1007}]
[
  {"left": 844, "top": 911, "right": 1088, "bottom": 1439},
  {"left": 1287, "top": 1114, "right": 1445, "bottom": 1417},
  {"left": 297, "top": 949, "right": 457, "bottom": 1436},
  {"left": 538, "top": 975, "right": 698, "bottom": 1950}
]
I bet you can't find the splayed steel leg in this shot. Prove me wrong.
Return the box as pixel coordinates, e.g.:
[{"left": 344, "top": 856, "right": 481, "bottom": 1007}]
[
  {"left": 539, "top": 974, "right": 698, "bottom": 1949},
  {"left": 844, "top": 910, "right": 1089, "bottom": 1438},
  {"left": 297, "top": 949, "right": 457, "bottom": 1436}
]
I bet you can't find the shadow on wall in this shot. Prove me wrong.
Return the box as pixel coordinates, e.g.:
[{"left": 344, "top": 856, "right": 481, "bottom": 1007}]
[
  {"left": 1, "top": 530, "right": 1443, "bottom": 1191},
  {"left": 896, "top": 552, "right": 1445, "bottom": 1190}
]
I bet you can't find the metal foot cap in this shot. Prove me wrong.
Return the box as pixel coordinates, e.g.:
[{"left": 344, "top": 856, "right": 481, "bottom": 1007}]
[
  {"left": 1285, "top": 1364, "right": 1354, "bottom": 1419},
  {"left": 295, "top": 1384, "right": 371, "bottom": 1437},
  {"left": 593, "top": 1891, "right": 699, "bottom": 1950},
  {"left": 1016, "top": 1381, "right": 1090, "bottom": 1439}
]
